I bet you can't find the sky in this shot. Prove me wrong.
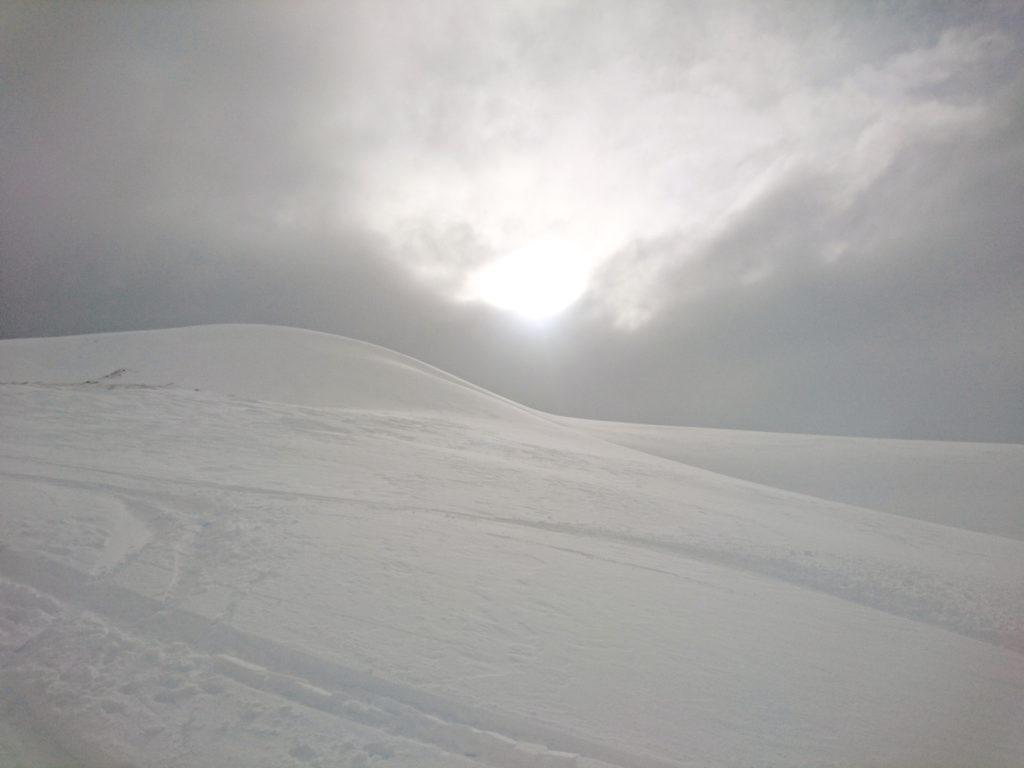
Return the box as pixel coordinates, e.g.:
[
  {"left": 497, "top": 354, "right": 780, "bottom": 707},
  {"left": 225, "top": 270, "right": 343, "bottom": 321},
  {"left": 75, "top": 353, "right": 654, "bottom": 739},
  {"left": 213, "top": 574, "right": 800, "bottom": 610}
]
[{"left": 2, "top": 0, "right": 1022, "bottom": 441}]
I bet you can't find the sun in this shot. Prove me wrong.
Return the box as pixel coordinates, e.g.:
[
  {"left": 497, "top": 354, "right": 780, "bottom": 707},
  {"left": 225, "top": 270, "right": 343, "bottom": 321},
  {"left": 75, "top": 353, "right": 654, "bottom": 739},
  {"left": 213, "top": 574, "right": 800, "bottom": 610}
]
[{"left": 467, "top": 236, "right": 590, "bottom": 321}]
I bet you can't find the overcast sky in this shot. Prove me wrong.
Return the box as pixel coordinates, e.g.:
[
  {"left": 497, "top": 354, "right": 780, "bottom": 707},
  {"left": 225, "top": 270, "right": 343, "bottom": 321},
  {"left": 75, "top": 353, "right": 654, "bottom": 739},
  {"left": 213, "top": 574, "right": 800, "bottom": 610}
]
[{"left": 2, "top": 1, "right": 1022, "bottom": 441}]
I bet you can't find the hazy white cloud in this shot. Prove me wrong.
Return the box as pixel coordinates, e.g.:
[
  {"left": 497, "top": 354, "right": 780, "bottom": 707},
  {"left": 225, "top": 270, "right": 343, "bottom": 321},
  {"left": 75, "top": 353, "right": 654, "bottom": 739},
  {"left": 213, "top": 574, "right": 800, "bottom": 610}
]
[
  {"left": 313, "top": 2, "right": 1014, "bottom": 327},
  {"left": 2, "top": 0, "right": 1022, "bottom": 440}
]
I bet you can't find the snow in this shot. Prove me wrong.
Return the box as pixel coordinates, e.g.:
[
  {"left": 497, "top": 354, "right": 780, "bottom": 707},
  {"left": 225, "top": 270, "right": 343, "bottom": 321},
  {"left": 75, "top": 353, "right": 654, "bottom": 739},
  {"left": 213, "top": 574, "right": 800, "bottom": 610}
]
[
  {"left": 0, "top": 324, "right": 539, "bottom": 421},
  {"left": 558, "top": 417, "right": 1024, "bottom": 540},
  {"left": 1, "top": 324, "right": 1022, "bottom": 767}
]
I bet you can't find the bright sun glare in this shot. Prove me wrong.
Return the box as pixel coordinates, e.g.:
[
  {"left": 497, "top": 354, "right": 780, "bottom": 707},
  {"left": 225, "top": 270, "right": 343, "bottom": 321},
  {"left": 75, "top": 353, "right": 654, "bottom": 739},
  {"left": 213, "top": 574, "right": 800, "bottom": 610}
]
[{"left": 467, "top": 237, "right": 590, "bottom": 322}]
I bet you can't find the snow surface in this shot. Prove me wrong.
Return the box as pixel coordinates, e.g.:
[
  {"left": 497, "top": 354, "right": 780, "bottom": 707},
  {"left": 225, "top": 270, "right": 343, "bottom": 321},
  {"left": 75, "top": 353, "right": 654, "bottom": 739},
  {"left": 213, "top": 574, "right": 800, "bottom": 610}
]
[
  {"left": 558, "top": 417, "right": 1024, "bottom": 540},
  {"left": 1, "top": 324, "right": 1022, "bottom": 767}
]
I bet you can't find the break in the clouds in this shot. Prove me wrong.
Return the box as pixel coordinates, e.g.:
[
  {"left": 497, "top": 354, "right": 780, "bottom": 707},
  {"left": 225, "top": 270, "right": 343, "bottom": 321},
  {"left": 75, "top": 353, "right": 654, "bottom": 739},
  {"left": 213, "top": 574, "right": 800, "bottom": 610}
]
[{"left": 2, "top": 1, "right": 1022, "bottom": 440}]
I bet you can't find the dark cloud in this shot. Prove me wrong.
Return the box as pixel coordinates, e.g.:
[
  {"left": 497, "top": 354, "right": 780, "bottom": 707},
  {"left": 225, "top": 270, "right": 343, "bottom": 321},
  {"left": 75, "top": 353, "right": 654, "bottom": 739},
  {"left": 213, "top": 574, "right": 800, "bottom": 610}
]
[{"left": 2, "top": 1, "right": 1022, "bottom": 441}]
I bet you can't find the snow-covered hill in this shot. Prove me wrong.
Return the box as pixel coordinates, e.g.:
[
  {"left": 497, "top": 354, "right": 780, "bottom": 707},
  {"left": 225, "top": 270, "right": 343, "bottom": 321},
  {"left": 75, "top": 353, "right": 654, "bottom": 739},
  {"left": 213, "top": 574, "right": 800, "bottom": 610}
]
[
  {"left": 1, "top": 325, "right": 1022, "bottom": 767},
  {"left": 560, "top": 417, "right": 1024, "bottom": 540},
  {"left": 0, "top": 324, "right": 540, "bottom": 420}
]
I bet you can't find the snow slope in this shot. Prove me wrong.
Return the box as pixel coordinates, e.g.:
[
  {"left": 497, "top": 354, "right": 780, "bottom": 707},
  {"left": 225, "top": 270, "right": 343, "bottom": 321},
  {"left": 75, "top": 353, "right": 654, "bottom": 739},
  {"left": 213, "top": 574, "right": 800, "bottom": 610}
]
[
  {"left": 559, "top": 417, "right": 1024, "bottom": 540},
  {"left": 0, "top": 324, "right": 540, "bottom": 421},
  {"left": 1, "top": 325, "right": 1022, "bottom": 767}
]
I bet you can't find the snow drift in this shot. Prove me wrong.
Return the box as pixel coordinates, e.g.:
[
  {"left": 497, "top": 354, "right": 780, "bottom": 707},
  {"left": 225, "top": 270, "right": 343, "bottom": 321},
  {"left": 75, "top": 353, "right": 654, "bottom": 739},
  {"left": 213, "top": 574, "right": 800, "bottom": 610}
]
[{"left": 1, "top": 325, "right": 1022, "bottom": 767}]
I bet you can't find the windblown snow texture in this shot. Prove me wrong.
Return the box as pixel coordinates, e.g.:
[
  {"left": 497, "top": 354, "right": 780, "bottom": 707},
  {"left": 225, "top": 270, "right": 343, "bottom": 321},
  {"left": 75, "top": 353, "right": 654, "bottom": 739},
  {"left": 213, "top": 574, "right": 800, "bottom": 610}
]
[{"left": 1, "top": 325, "right": 1022, "bottom": 767}]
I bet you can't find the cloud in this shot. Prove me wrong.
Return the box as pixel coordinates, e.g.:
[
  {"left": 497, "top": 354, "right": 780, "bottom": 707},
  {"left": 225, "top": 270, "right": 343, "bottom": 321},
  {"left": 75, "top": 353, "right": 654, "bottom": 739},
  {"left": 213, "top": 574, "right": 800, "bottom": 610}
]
[
  {"left": 560, "top": 69, "right": 1024, "bottom": 440},
  {"left": 316, "top": 1, "right": 1018, "bottom": 320},
  {"left": 1, "top": 0, "right": 1022, "bottom": 440}
]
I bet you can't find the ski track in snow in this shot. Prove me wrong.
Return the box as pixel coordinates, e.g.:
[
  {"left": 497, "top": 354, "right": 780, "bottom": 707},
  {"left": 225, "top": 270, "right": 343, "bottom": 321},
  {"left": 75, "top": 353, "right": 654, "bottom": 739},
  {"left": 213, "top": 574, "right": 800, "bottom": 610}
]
[
  {"left": 1, "top": 325, "right": 1023, "bottom": 767},
  {"left": 3, "top": 460, "right": 1020, "bottom": 655},
  {"left": 0, "top": 553, "right": 659, "bottom": 768}
]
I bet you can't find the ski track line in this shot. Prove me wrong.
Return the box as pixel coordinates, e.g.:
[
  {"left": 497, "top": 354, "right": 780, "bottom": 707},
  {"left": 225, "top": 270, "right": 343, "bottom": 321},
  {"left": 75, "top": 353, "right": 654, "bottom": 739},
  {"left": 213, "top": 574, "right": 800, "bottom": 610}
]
[
  {"left": 163, "top": 541, "right": 183, "bottom": 604},
  {"left": 0, "top": 547, "right": 688, "bottom": 768},
  {"left": 2, "top": 464, "right": 1019, "bottom": 655}
]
